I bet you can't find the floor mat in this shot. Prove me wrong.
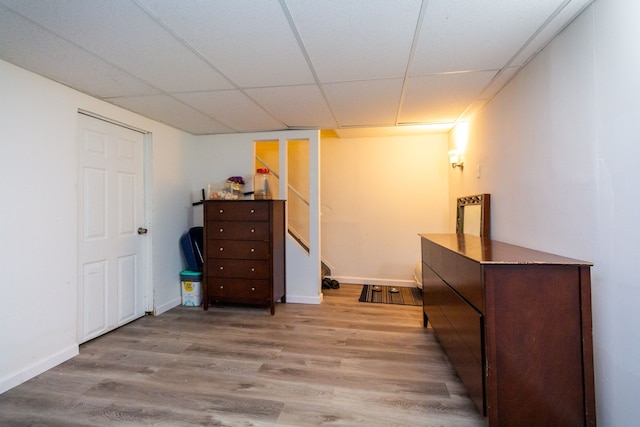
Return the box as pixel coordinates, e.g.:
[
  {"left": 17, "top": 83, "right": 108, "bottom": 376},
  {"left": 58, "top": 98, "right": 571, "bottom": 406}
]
[{"left": 358, "top": 285, "right": 422, "bottom": 306}]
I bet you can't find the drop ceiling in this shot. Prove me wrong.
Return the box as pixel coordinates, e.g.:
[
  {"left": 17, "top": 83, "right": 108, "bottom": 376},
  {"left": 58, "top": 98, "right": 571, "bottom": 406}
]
[{"left": 0, "top": 0, "right": 593, "bottom": 136}]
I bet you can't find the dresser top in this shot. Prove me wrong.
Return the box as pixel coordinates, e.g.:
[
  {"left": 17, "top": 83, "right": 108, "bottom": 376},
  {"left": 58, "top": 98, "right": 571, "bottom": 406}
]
[{"left": 420, "top": 233, "right": 592, "bottom": 266}]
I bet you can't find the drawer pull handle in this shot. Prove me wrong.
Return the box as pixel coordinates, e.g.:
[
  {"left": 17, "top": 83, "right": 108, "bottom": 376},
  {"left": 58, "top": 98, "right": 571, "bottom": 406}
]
[
  {"left": 250, "top": 248, "right": 255, "bottom": 252},
  {"left": 250, "top": 228, "right": 255, "bottom": 233},
  {"left": 220, "top": 285, "right": 224, "bottom": 289},
  {"left": 219, "top": 266, "right": 224, "bottom": 270},
  {"left": 219, "top": 247, "right": 224, "bottom": 251},
  {"left": 251, "top": 267, "right": 255, "bottom": 272},
  {"left": 251, "top": 287, "right": 256, "bottom": 291},
  {"left": 219, "top": 209, "right": 224, "bottom": 213},
  {"left": 219, "top": 228, "right": 224, "bottom": 233},
  {"left": 250, "top": 209, "right": 255, "bottom": 213}
]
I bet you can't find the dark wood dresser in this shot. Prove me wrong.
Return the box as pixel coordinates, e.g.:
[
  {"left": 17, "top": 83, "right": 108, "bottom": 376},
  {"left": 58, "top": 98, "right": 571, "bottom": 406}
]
[
  {"left": 203, "top": 200, "right": 285, "bottom": 315},
  {"left": 420, "top": 233, "right": 595, "bottom": 426}
]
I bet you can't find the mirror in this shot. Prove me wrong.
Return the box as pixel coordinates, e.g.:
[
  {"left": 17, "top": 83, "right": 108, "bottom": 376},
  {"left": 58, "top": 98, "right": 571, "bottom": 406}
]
[{"left": 456, "top": 194, "right": 491, "bottom": 238}]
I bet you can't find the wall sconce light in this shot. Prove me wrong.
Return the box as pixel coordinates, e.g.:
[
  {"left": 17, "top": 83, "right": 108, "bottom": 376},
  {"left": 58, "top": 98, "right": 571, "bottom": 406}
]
[{"left": 448, "top": 149, "right": 464, "bottom": 170}]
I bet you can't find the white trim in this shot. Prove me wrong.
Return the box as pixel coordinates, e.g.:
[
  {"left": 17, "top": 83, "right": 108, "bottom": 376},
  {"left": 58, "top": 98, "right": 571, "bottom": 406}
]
[
  {"left": 78, "top": 110, "right": 154, "bottom": 313},
  {"left": 285, "top": 294, "right": 323, "bottom": 305},
  {"left": 273, "top": 130, "right": 321, "bottom": 304},
  {"left": 76, "top": 113, "right": 150, "bottom": 342},
  {"left": 78, "top": 109, "right": 149, "bottom": 134},
  {"left": 329, "top": 276, "right": 416, "bottom": 288},
  {"left": 0, "top": 345, "right": 78, "bottom": 394},
  {"left": 154, "top": 297, "right": 182, "bottom": 316},
  {"left": 143, "top": 133, "right": 154, "bottom": 312}
]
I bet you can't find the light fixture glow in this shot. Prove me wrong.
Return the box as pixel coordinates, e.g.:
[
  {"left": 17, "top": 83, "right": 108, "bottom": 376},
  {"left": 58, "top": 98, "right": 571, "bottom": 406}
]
[
  {"left": 453, "top": 122, "right": 469, "bottom": 152},
  {"left": 448, "top": 149, "right": 464, "bottom": 170},
  {"left": 448, "top": 122, "right": 469, "bottom": 171}
]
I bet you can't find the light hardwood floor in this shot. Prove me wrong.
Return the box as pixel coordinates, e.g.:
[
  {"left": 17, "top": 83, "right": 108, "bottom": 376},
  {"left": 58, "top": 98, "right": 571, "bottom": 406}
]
[{"left": 0, "top": 284, "right": 485, "bottom": 426}]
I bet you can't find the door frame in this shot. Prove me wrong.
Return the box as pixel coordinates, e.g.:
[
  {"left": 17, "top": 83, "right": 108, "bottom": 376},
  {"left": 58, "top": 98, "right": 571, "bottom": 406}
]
[{"left": 76, "top": 110, "right": 153, "bottom": 341}]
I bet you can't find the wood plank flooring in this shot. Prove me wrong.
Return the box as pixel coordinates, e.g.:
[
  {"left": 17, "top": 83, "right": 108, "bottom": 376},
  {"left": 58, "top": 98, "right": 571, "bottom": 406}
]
[{"left": 0, "top": 284, "right": 485, "bottom": 426}]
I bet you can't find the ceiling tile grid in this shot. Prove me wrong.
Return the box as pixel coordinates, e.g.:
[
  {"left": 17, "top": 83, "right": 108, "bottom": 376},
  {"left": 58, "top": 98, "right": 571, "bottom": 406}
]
[
  {"left": 0, "top": 0, "right": 594, "bottom": 135},
  {"left": 323, "top": 78, "right": 405, "bottom": 127},
  {"left": 245, "top": 85, "right": 338, "bottom": 129},
  {"left": 284, "top": 0, "right": 422, "bottom": 83},
  {"left": 138, "top": 0, "right": 316, "bottom": 88},
  {"left": 109, "top": 93, "right": 236, "bottom": 134},
  {"left": 401, "top": 70, "right": 498, "bottom": 124},
  {"left": 411, "top": 0, "right": 570, "bottom": 75},
  {"left": 175, "top": 90, "right": 286, "bottom": 132},
  {"left": 0, "top": 2, "right": 160, "bottom": 98},
  {"left": 1, "top": 0, "right": 234, "bottom": 92}
]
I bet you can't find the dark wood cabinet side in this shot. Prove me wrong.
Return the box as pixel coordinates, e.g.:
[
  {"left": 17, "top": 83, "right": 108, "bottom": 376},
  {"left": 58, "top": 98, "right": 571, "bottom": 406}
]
[{"left": 420, "top": 233, "right": 595, "bottom": 426}]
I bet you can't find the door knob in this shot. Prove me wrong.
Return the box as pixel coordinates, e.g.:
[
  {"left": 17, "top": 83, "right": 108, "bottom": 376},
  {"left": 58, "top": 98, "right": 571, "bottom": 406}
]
[{"left": 137, "top": 227, "right": 148, "bottom": 235}]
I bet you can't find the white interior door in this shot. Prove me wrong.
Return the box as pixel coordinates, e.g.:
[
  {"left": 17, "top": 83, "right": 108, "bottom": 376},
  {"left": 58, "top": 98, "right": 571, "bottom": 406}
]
[{"left": 77, "top": 113, "right": 147, "bottom": 343}]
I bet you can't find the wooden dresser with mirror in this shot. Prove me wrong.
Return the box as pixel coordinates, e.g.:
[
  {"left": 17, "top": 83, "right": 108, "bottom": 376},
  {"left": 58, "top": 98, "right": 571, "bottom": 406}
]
[{"left": 420, "top": 194, "right": 595, "bottom": 425}]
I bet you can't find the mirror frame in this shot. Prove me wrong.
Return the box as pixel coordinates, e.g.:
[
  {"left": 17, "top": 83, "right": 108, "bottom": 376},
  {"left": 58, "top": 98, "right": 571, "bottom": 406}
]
[{"left": 456, "top": 193, "right": 491, "bottom": 238}]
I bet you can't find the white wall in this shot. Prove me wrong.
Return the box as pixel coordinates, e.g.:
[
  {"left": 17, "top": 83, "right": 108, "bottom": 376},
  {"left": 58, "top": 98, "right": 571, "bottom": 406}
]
[
  {"left": 592, "top": 0, "right": 640, "bottom": 423},
  {"left": 0, "top": 59, "right": 192, "bottom": 393},
  {"left": 321, "top": 133, "right": 449, "bottom": 286},
  {"left": 451, "top": 1, "right": 640, "bottom": 424},
  {"left": 147, "top": 124, "right": 193, "bottom": 315},
  {"left": 190, "top": 134, "right": 257, "bottom": 202},
  {"left": 191, "top": 130, "right": 322, "bottom": 304},
  {"left": 451, "top": 17, "right": 597, "bottom": 259}
]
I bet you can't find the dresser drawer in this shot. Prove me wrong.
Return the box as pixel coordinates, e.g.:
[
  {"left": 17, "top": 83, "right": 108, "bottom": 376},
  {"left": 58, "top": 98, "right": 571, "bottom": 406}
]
[
  {"left": 425, "top": 240, "right": 483, "bottom": 312},
  {"left": 439, "top": 281, "right": 483, "bottom": 366},
  {"left": 425, "top": 267, "right": 484, "bottom": 414},
  {"left": 207, "top": 201, "right": 269, "bottom": 221},
  {"left": 206, "top": 221, "right": 269, "bottom": 240},
  {"left": 422, "top": 238, "right": 444, "bottom": 278},
  {"left": 454, "top": 255, "right": 484, "bottom": 313},
  {"left": 208, "top": 239, "right": 270, "bottom": 260},
  {"left": 207, "top": 278, "right": 270, "bottom": 300},
  {"left": 206, "top": 259, "right": 270, "bottom": 279}
]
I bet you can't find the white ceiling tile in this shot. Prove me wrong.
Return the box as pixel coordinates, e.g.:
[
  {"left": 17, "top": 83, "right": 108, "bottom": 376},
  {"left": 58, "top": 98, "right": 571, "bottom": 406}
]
[
  {"left": 246, "top": 85, "right": 337, "bottom": 129},
  {"left": 412, "top": 0, "right": 566, "bottom": 74},
  {"left": 138, "top": 0, "right": 315, "bottom": 88},
  {"left": 510, "top": 0, "right": 595, "bottom": 66},
  {"left": 1, "top": 0, "right": 232, "bottom": 92},
  {"left": 323, "top": 79, "right": 404, "bottom": 127},
  {"left": 0, "top": 5, "right": 158, "bottom": 98},
  {"left": 400, "top": 71, "right": 497, "bottom": 124},
  {"left": 285, "top": 0, "right": 422, "bottom": 82},
  {"left": 0, "top": 0, "right": 594, "bottom": 135},
  {"left": 107, "top": 94, "right": 235, "bottom": 134},
  {"left": 175, "top": 90, "right": 286, "bottom": 133}
]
